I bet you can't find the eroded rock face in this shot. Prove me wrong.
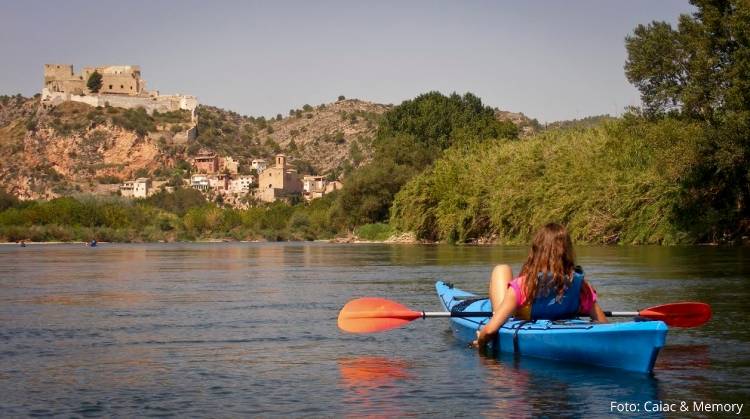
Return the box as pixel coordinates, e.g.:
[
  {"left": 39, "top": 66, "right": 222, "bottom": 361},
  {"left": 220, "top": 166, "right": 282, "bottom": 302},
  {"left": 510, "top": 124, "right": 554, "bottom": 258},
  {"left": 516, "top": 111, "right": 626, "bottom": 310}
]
[{"left": 0, "top": 98, "right": 172, "bottom": 200}]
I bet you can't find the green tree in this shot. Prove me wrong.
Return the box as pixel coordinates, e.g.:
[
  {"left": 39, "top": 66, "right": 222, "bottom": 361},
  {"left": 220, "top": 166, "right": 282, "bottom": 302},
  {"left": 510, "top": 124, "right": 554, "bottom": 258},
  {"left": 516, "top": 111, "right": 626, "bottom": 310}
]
[
  {"left": 332, "top": 91, "right": 518, "bottom": 227},
  {"left": 87, "top": 71, "right": 103, "bottom": 93},
  {"left": 624, "top": 0, "right": 750, "bottom": 240},
  {"left": 332, "top": 161, "right": 415, "bottom": 228},
  {"left": 625, "top": 0, "right": 749, "bottom": 120}
]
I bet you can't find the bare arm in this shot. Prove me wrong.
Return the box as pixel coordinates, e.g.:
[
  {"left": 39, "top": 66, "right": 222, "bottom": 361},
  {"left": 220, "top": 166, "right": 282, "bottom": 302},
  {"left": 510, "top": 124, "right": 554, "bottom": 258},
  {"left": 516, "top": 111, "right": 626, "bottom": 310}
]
[
  {"left": 590, "top": 302, "right": 608, "bottom": 323},
  {"left": 472, "top": 287, "right": 518, "bottom": 348}
]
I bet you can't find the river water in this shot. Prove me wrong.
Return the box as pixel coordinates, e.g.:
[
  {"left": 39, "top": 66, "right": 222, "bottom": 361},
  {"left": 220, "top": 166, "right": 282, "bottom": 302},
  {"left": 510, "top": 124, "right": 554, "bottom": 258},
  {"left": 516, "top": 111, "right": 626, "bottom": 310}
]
[{"left": 0, "top": 243, "right": 748, "bottom": 417}]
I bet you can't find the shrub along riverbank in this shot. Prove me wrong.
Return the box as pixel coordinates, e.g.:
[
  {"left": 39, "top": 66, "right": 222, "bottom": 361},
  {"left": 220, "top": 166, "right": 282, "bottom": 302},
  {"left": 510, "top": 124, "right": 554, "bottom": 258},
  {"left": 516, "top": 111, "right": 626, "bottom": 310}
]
[
  {"left": 391, "top": 116, "right": 712, "bottom": 244},
  {"left": 0, "top": 189, "right": 342, "bottom": 243}
]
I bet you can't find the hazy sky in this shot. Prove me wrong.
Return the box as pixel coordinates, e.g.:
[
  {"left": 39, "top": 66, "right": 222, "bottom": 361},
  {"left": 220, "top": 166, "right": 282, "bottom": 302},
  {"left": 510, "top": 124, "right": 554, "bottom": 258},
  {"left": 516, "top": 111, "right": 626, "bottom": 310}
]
[{"left": 1, "top": 1, "right": 694, "bottom": 122}]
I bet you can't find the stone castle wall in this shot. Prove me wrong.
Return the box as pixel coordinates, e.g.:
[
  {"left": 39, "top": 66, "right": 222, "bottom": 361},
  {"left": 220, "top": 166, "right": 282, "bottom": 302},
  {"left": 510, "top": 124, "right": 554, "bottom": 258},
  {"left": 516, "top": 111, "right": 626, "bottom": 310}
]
[{"left": 41, "top": 89, "right": 198, "bottom": 122}]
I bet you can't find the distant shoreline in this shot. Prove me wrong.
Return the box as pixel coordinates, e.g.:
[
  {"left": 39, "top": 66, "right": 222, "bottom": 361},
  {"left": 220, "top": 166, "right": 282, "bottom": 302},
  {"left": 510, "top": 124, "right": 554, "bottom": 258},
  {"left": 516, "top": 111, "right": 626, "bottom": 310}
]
[{"left": 1, "top": 239, "right": 737, "bottom": 246}]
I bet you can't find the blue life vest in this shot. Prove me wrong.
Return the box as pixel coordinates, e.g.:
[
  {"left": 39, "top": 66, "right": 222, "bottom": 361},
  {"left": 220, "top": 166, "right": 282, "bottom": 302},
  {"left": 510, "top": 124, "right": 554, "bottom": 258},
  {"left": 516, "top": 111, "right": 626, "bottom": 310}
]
[{"left": 529, "top": 267, "right": 584, "bottom": 320}]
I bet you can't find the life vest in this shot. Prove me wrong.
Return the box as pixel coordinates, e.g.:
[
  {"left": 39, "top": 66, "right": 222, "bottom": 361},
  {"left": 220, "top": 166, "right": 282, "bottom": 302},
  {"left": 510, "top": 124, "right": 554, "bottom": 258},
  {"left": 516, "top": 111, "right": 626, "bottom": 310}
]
[{"left": 519, "top": 267, "right": 585, "bottom": 321}]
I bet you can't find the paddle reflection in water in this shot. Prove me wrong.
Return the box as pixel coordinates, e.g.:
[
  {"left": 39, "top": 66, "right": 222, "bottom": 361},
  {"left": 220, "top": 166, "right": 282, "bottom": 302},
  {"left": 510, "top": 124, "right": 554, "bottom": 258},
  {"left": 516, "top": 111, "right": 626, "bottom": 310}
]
[
  {"left": 338, "top": 356, "right": 414, "bottom": 417},
  {"left": 476, "top": 352, "right": 660, "bottom": 417}
]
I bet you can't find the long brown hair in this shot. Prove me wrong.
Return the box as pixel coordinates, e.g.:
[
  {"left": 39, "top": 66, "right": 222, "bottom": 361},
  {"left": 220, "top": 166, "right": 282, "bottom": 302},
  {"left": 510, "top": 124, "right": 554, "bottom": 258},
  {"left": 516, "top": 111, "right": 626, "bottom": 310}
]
[{"left": 520, "top": 223, "right": 576, "bottom": 300}]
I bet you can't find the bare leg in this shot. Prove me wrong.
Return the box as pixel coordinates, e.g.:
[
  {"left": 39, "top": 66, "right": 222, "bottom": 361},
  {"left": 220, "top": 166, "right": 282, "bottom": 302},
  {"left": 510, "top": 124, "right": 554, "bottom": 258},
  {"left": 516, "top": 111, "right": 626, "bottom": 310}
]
[{"left": 488, "top": 264, "right": 513, "bottom": 313}]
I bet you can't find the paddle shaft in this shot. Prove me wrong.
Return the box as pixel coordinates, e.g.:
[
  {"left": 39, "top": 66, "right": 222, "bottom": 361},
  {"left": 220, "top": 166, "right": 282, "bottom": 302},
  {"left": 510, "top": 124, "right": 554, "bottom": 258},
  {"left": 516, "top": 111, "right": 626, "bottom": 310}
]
[
  {"left": 422, "top": 311, "right": 638, "bottom": 318},
  {"left": 449, "top": 297, "right": 640, "bottom": 317}
]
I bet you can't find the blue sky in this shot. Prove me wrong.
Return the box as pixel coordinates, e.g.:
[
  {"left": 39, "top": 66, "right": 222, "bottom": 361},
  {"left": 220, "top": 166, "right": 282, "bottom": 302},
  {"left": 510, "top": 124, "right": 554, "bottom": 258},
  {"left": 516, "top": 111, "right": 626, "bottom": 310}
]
[{"left": 0, "top": 1, "right": 694, "bottom": 122}]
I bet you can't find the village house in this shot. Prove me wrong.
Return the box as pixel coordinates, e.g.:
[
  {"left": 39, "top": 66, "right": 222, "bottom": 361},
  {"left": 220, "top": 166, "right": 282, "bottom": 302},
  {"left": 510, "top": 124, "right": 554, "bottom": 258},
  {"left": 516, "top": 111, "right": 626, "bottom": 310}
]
[
  {"left": 219, "top": 157, "right": 239, "bottom": 174},
  {"left": 192, "top": 151, "right": 219, "bottom": 174},
  {"left": 119, "top": 178, "right": 153, "bottom": 198},
  {"left": 303, "top": 175, "right": 326, "bottom": 200},
  {"left": 255, "top": 154, "right": 303, "bottom": 202},
  {"left": 302, "top": 176, "right": 344, "bottom": 201},
  {"left": 209, "top": 174, "right": 230, "bottom": 191},
  {"left": 190, "top": 174, "right": 210, "bottom": 191},
  {"left": 251, "top": 159, "right": 268, "bottom": 173},
  {"left": 229, "top": 175, "right": 255, "bottom": 194}
]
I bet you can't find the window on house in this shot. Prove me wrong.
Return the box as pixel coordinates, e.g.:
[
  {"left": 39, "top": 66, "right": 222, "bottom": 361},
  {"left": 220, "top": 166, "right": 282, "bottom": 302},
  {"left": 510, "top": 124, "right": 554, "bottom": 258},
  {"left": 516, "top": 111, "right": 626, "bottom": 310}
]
[
  {"left": 120, "top": 85, "right": 124, "bottom": 89},
  {"left": 109, "top": 85, "right": 113, "bottom": 90}
]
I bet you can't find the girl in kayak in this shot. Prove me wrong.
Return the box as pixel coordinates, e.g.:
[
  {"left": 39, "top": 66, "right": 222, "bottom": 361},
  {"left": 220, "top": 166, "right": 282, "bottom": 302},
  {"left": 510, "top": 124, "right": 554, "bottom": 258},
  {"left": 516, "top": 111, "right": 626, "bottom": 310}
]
[{"left": 472, "top": 223, "right": 607, "bottom": 348}]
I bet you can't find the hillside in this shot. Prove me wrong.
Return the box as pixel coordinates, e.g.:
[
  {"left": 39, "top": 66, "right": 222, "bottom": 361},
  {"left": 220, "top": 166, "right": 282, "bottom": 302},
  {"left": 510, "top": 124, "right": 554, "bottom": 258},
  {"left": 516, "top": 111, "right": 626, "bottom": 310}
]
[
  {"left": 0, "top": 95, "right": 191, "bottom": 199},
  {"left": 494, "top": 109, "right": 541, "bottom": 137},
  {"left": 0, "top": 94, "right": 537, "bottom": 200},
  {"left": 191, "top": 98, "right": 389, "bottom": 177}
]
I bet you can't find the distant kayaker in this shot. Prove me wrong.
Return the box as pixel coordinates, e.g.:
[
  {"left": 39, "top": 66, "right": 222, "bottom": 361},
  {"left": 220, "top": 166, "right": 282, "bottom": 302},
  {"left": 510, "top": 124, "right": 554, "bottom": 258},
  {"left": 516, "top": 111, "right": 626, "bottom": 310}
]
[{"left": 472, "top": 223, "right": 607, "bottom": 348}]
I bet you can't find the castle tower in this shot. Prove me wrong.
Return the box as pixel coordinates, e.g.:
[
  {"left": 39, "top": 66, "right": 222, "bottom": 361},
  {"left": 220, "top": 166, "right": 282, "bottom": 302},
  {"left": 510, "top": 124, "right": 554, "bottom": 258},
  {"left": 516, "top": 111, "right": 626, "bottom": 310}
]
[{"left": 276, "top": 154, "right": 287, "bottom": 169}]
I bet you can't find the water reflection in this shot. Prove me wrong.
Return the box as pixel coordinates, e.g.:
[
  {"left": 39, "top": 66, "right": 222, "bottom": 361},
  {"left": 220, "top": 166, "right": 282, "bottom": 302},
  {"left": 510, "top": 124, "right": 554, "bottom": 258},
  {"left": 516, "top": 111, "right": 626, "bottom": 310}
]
[
  {"left": 656, "top": 345, "right": 711, "bottom": 371},
  {"left": 338, "top": 356, "right": 414, "bottom": 417},
  {"left": 477, "top": 352, "right": 660, "bottom": 417}
]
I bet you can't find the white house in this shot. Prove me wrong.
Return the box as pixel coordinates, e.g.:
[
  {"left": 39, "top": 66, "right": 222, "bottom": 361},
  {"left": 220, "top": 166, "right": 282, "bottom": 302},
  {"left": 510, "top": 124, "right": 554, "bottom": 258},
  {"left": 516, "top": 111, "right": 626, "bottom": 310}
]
[
  {"left": 133, "top": 178, "right": 151, "bottom": 198},
  {"left": 251, "top": 158, "right": 268, "bottom": 173},
  {"left": 303, "top": 175, "right": 326, "bottom": 193},
  {"left": 190, "top": 174, "right": 210, "bottom": 191},
  {"left": 229, "top": 175, "right": 255, "bottom": 194},
  {"left": 120, "top": 178, "right": 152, "bottom": 198}
]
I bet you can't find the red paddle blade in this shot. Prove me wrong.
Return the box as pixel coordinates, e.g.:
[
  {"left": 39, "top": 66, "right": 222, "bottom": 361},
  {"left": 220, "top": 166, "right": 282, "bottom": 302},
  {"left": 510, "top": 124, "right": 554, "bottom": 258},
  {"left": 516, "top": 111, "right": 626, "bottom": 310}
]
[
  {"left": 639, "top": 302, "right": 712, "bottom": 327},
  {"left": 338, "top": 297, "right": 422, "bottom": 333}
]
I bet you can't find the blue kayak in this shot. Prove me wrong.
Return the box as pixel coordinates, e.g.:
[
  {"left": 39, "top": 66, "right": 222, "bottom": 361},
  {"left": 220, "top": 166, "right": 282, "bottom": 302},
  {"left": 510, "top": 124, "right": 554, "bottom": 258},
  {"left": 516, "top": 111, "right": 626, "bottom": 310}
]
[{"left": 436, "top": 281, "right": 668, "bottom": 373}]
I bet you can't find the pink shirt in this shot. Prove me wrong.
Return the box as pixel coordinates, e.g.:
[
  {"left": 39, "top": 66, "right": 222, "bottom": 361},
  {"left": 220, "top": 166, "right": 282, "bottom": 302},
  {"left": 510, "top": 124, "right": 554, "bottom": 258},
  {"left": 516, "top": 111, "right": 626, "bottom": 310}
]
[{"left": 509, "top": 275, "right": 598, "bottom": 314}]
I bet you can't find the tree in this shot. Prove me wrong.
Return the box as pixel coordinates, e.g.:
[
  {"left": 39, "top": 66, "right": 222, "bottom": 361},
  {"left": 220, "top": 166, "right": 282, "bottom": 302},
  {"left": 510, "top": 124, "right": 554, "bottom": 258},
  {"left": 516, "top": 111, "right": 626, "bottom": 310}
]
[
  {"left": 625, "top": 0, "right": 750, "bottom": 240},
  {"left": 625, "top": 0, "right": 749, "bottom": 120},
  {"left": 332, "top": 91, "right": 518, "bottom": 227},
  {"left": 338, "top": 95, "right": 346, "bottom": 101},
  {"left": 87, "top": 71, "right": 103, "bottom": 93},
  {"left": 331, "top": 161, "right": 415, "bottom": 228}
]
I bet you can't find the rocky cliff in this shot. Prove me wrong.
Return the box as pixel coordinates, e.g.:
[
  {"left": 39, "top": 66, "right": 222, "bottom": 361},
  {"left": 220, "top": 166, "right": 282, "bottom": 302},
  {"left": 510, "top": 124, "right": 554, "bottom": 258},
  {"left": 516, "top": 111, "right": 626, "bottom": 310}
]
[
  {"left": 0, "top": 96, "right": 183, "bottom": 199},
  {"left": 0, "top": 94, "right": 537, "bottom": 200}
]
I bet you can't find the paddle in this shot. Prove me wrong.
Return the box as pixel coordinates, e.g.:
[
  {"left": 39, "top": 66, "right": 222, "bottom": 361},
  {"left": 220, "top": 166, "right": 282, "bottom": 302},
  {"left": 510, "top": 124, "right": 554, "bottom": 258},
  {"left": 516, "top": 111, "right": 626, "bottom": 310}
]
[{"left": 337, "top": 297, "right": 711, "bottom": 333}]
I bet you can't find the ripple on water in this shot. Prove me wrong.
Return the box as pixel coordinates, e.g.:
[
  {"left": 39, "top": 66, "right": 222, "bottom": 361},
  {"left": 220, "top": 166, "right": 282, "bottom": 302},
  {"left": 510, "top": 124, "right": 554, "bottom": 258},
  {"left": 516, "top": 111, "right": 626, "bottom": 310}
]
[{"left": 0, "top": 243, "right": 748, "bottom": 417}]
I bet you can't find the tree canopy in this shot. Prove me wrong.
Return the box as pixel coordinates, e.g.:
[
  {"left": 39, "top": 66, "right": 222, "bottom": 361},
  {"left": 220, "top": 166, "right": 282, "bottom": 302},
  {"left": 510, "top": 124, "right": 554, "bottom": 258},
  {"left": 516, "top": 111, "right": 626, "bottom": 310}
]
[
  {"left": 86, "top": 71, "right": 102, "bottom": 93},
  {"left": 625, "top": 0, "right": 749, "bottom": 121},
  {"left": 625, "top": 0, "right": 750, "bottom": 240},
  {"left": 332, "top": 91, "right": 518, "bottom": 228}
]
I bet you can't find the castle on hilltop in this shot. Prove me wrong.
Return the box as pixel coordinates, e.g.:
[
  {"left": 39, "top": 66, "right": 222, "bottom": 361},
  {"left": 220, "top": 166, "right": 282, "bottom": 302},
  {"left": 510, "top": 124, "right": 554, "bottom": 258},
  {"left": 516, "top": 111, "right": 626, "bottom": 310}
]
[{"left": 41, "top": 64, "right": 198, "bottom": 123}]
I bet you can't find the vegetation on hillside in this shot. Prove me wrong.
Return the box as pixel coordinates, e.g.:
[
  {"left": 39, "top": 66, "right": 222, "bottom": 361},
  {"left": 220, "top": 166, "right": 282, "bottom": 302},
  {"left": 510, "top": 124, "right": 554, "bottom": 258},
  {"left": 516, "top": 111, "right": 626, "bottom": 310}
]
[
  {"left": 331, "top": 92, "right": 518, "bottom": 228},
  {"left": 191, "top": 100, "right": 386, "bottom": 177}
]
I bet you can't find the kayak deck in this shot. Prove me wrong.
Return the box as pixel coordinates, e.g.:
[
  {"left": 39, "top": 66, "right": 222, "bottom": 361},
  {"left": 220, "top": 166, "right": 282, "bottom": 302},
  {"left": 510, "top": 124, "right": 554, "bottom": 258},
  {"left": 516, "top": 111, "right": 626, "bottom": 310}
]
[{"left": 436, "top": 280, "right": 668, "bottom": 373}]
